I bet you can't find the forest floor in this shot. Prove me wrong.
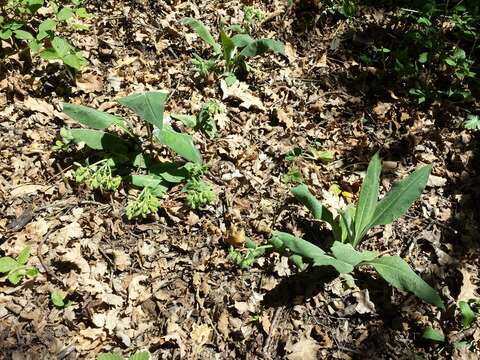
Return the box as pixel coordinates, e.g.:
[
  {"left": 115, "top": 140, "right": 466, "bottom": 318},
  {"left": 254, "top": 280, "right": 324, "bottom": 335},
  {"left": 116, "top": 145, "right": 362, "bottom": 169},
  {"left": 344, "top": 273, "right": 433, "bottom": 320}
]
[{"left": 1, "top": 0, "right": 480, "bottom": 359}]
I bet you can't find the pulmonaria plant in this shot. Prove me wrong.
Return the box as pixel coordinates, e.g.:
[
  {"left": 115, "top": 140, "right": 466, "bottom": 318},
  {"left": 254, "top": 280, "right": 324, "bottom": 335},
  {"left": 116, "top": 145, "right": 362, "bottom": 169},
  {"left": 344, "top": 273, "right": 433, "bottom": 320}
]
[
  {"left": 0, "top": 247, "right": 38, "bottom": 285},
  {"left": 180, "top": 17, "right": 285, "bottom": 85},
  {"left": 269, "top": 154, "right": 444, "bottom": 309}
]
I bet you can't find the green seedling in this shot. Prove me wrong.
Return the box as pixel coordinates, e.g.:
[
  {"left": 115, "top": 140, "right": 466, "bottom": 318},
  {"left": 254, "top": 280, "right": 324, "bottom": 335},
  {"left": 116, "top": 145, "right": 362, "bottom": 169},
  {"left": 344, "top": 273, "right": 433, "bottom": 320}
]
[
  {"left": 227, "top": 239, "right": 271, "bottom": 269},
  {"left": 243, "top": 6, "right": 264, "bottom": 33},
  {"left": 269, "top": 154, "right": 444, "bottom": 309},
  {"left": 97, "top": 350, "right": 150, "bottom": 360},
  {"left": 0, "top": 247, "right": 38, "bottom": 285},
  {"left": 172, "top": 100, "right": 222, "bottom": 139},
  {"left": 181, "top": 17, "right": 284, "bottom": 85},
  {"left": 57, "top": 91, "right": 211, "bottom": 219},
  {"left": 51, "top": 290, "right": 73, "bottom": 308},
  {"left": 282, "top": 166, "right": 304, "bottom": 184}
]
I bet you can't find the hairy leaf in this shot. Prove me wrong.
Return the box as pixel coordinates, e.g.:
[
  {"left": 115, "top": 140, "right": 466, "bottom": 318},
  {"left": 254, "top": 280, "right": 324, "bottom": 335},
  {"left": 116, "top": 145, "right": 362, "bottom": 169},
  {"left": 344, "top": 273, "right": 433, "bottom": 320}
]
[
  {"left": 129, "top": 351, "right": 150, "bottom": 360},
  {"left": 422, "top": 327, "right": 445, "bottom": 342},
  {"left": 220, "top": 30, "right": 235, "bottom": 62},
  {"left": 154, "top": 126, "right": 202, "bottom": 164},
  {"left": 69, "top": 129, "right": 129, "bottom": 154},
  {"left": 231, "top": 34, "right": 254, "bottom": 48},
  {"left": 97, "top": 353, "right": 123, "bottom": 360},
  {"left": 149, "top": 162, "right": 189, "bottom": 183},
  {"left": 181, "top": 17, "right": 221, "bottom": 53},
  {"left": 131, "top": 175, "right": 169, "bottom": 196},
  {"left": 291, "top": 184, "right": 335, "bottom": 224},
  {"left": 365, "top": 256, "right": 444, "bottom": 309},
  {"left": 0, "top": 257, "right": 18, "bottom": 273},
  {"left": 16, "top": 247, "right": 31, "bottom": 266},
  {"left": 63, "top": 103, "right": 127, "bottom": 130},
  {"left": 239, "top": 39, "right": 285, "bottom": 57},
  {"left": 171, "top": 113, "right": 197, "bottom": 128},
  {"left": 353, "top": 153, "right": 381, "bottom": 246},
  {"left": 368, "top": 165, "right": 432, "bottom": 227},
  {"left": 330, "top": 242, "right": 378, "bottom": 266},
  {"left": 118, "top": 91, "right": 168, "bottom": 129}
]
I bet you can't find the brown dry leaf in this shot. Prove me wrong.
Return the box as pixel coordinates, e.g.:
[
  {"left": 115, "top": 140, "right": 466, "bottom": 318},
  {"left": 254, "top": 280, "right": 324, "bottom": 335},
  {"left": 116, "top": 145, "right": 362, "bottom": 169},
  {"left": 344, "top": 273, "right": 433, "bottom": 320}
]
[
  {"left": 10, "top": 184, "right": 49, "bottom": 198},
  {"left": 427, "top": 175, "right": 448, "bottom": 187},
  {"left": 458, "top": 268, "right": 479, "bottom": 302},
  {"left": 23, "top": 97, "right": 57, "bottom": 116},
  {"left": 217, "top": 310, "right": 230, "bottom": 338},
  {"left": 220, "top": 80, "right": 265, "bottom": 111},
  {"left": 75, "top": 73, "right": 104, "bottom": 93},
  {"left": 191, "top": 324, "right": 211, "bottom": 347},
  {"left": 285, "top": 336, "right": 320, "bottom": 360},
  {"left": 128, "top": 275, "right": 149, "bottom": 301},
  {"left": 51, "top": 221, "right": 83, "bottom": 244},
  {"left": 276, "top": 108, "right": 293, "bottom": 128},
  {"left": 353, "top": 289, "right": 376, "bottom": 314},
  {"left": 225, "top": 225, "right": 245, "bottom": 247},
  {"left": 373, "top": 102, "right": 392, "bottom": 118}
]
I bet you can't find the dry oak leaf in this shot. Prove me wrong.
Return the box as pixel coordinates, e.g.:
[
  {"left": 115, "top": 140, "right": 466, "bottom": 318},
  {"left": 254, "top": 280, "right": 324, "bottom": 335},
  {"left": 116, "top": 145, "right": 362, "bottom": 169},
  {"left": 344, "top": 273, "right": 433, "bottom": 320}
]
[
  {"left": 75, "top": 73, "right": 104, "bottom": 93},
  {"left": 23, "top": 97, "right": 58, "bottom": 117},
  {"left": 128, "top": 275, "right": 149, "bottom": 301},
  {"left": 285, "top": 336, "right": 320, "bottom": 360},
  {"left": 191, "top": 324, "right": 211, "bottom": 347},
  {"left": 458, "top": 268, "right": 479, "bottom": 302},
  {"left": 220, "top": 80, "right": 265, "bottom": 111},
  {"left": 353, "top": 289, "right": 376, "bottom": 314},
  {"left": 10, "top": 184, "right": 50, "bottom": 198}
]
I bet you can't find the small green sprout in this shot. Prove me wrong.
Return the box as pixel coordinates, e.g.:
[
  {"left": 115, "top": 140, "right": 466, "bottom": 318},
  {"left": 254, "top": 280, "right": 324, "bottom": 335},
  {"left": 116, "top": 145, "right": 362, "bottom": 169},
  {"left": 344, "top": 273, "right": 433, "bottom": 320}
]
[
  {"left": 97, "top": 350, "right": 150, "bottom": 360},
  {"left": 125, "top": 187, "right": 161, "bottom": 220},
  {"left": 51, "top": 289, "right": 73, "bottom": 308},
  {"left": 282, "top": 166, "right": 304, "bottom": 184},
  {"left": 0, "top": 247, "right": 38, "bottom": 285},
  {"left": 227, "top": 239, "right": 271, "bottom": 269}
]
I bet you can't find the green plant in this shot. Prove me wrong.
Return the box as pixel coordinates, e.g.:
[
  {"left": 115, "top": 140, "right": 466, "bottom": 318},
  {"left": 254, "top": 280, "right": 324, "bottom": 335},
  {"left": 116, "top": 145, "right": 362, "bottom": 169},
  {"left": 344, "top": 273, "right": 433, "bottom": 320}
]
[
  {"left": 97, "top": 350, "right": 149, "bottom": 360},
  {"left": 0, "top": 0, "right": 90, "bottom": 70},
  {"left": 51, "top": 290, "right": 73, "bottom": 308},
  {"left": 227, "top": 239, "right": 270, "bottom": 269},
  {"left": 181, "top": 17, "right": 284, "bottom": 85},
  {"left": 172, "top": 100, "right": 222, "bottom": 139},
  {"left": 464, "top": 114, "right": 480, "bottom": 130},
  {"left": 0, "top": 247, "right": 38, "bottom": 285},
  {"left": 243, "top": 6, "right": 264, "bottom": 33},
  {"left": 57, "top": 92, "right": 214, "bottom": 219},
  {"left": 268, "top": 154, "right": 444, "bottom": 308},
  {"left": 282, "top": 166, "right": 304, "bottom": 184}
]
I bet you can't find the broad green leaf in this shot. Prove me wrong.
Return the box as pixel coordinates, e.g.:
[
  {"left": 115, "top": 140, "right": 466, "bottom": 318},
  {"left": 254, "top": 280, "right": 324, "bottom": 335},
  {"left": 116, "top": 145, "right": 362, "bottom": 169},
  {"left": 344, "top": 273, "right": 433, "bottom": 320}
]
[
  {"left": 368, "top": 165, "right": 432, "bottom": 227},
  {"left": 353, "top": 153, "right": 381, "bottom": 247},
  {"left": 63, "top": 103, "right": 127, "bottom": 130},
  {"left": 180, "top": 18, "right": 221, "bottom": 54},
  {"left": 231, "top": 34, "right": 254, "bottom": 48},
  {"left": 0, "top": 257, "right": 18, "bottom": 273},
  {"left": 118, "top": 91, "right": 168, "bottom": 130},
  {"left": 52, "top": 36, "right": 73, "bottom": 58},
  {"left": 0, "top": 29, "right": 13, "bottom": 40},
  {"left": 51, "top": 290, "right": 65, "bottom": 307},
  {"left": 422, "top": 327, "right": 445, "bottom": 342},
  {"left": 291, "top": 184, "right": 335, "bottom": 226},
  {"left": 220, "top": 31, "right": 235, "bottom": 62},
  {"left": 40, "top": 48, "right": 60, "bottom": 60},
  {"left": 69, "top": 129, "right": 129, "bottom": 154},
  {"left": 37, "top": 19, "right": 57, "bottom": 40},
  {"left": 330, "top": 242, "right": 378, "bottom": 266},
  {"left": 7, "top": 268, "right": 25, "bottom": 285},
  {"left": 365, "top": 256, "right": 444, "bottom": 309},
  {"left": 28, "top": 39, "right": 41, "bottom": 53},
  {"left": 25, "top": 267, "right": 38, "bottom": 277},
  {"left": 129, "top": 351, "right": 150, "bottom": 360},
  {"left": 312, "top": 254, "right": 354, "bottom": 274},
  {"left": 14, "top": 30, "right": 34, "bottom": 41},
  {"left": 97, "top": 353, "right": 123, "bottom": 360},
  {"left": 16, "top": 247, "right": 31, "bottom": 265},
  {"left": 339, "top": 205, "right": 355, "bottom": 243},
  {"left": 270, "top": 231, "right": 326, "bottom": 259},
  {"left": 239, "top": 39, "right": 285, "bottom": 57},
  {"left": 459, "top": 301, "right": 476, "bottom": 328},
  {"left": 171, "top": 113, "right": 197, "bottom": 128},
  {"left": 149, "top": 162, "right": 189, "bottom": 183},
  {"left": 57, "top": 7, "right": 75, "bottom": 21},
  {"left": 63, "top": 53, "right": 87, "bottom": 70},
  {"left": 131, "top": 175, "right": 168, "bottom": 196},
  {"left": 154, "top": 126, "right": 202, "bottom": 164}
]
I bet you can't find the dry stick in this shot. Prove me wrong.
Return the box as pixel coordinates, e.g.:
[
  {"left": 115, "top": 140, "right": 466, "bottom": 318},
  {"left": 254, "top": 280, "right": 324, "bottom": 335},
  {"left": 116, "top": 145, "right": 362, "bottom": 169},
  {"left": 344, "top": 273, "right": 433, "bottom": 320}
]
[
  {"left": 263, "top": 307, "right": 283, "bottom": 359},
  {"left": 37, "top": 228, "right": 64, "bottom": 286}
]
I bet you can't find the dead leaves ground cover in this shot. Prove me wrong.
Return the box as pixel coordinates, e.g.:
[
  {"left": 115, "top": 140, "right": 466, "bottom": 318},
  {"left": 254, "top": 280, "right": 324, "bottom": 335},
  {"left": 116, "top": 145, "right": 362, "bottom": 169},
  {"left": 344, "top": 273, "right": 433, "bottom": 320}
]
[{"left": 1, "top": 0, "right": 480, "bottom": 359}]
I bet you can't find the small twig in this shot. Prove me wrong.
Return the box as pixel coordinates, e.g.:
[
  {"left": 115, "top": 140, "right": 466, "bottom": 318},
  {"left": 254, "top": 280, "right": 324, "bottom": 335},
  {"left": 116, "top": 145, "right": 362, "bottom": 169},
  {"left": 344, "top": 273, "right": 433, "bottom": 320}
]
[
  {"left": 37, "top": 228, "right": 64, "bottom": 286},
  {"left": 263, "top": 307, "right": 283, "bottom": 359}
]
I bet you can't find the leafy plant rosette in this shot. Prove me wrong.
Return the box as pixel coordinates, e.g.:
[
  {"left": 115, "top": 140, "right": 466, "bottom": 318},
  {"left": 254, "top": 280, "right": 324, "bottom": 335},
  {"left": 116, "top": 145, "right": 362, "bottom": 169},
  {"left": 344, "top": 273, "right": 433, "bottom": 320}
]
[
  {"left": 180, "top": 17, "right": 285, "bottom": 85},
  {"left": 234, "top": 154, "right": 444, "bottom": 309},
  {"left": 56, "top": 91, "right": 216, "bottom": 219}
]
